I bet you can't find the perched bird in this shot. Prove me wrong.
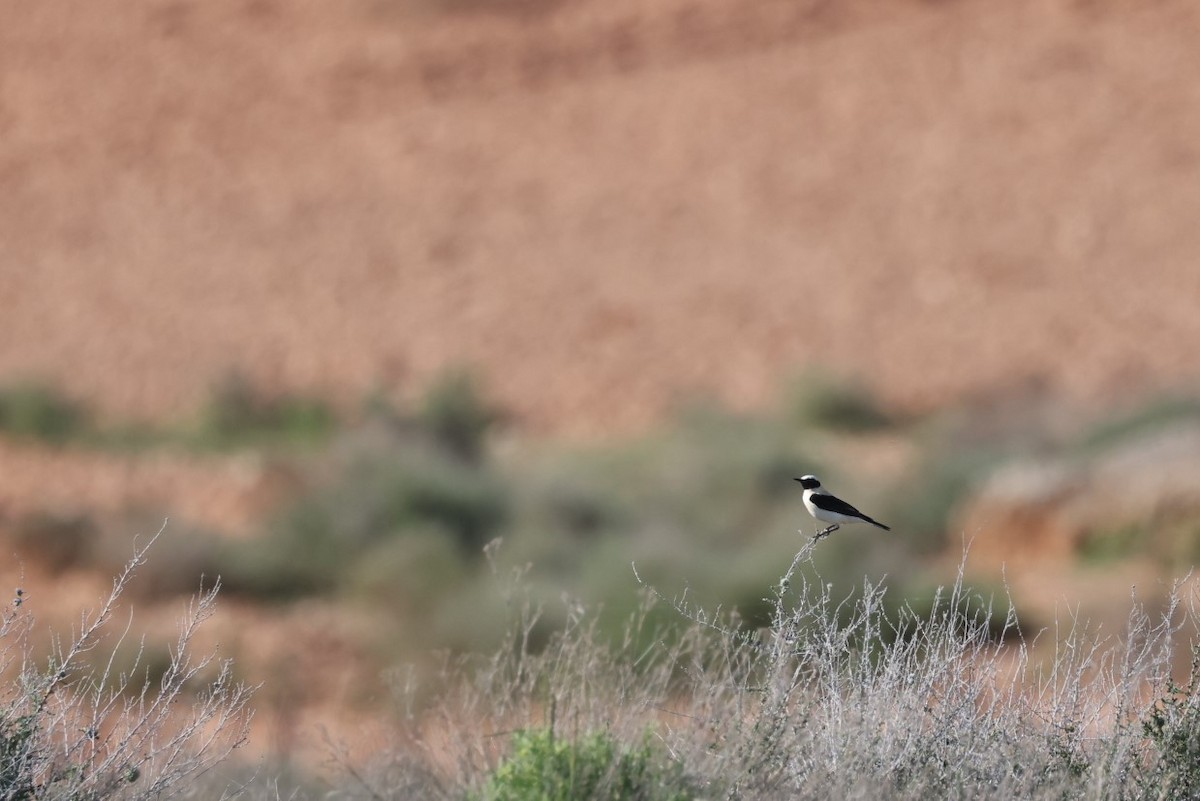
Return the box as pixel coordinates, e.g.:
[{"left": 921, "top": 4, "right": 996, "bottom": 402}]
[{"left": 794, "top": 475, "right": 890, "bottom": 540}]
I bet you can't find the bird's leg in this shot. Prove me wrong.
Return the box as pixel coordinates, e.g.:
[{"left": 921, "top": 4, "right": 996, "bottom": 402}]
[{"left": 812, "top": 524, "right": 840, "bottom": 542}]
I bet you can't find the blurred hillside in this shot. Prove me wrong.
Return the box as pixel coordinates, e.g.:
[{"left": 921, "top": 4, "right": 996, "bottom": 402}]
[{"left": 2, "top": 0, "right": 1199, "bottom": 436}]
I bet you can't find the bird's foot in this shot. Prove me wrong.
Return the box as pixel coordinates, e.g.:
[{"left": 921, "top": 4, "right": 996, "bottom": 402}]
[{"left": 811, "top": 524, "right": 840, "bottom": 542}]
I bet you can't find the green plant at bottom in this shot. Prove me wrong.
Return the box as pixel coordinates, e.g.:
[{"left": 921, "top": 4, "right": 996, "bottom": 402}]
[
  {"left": 477, "top": 728, "right": 695, "bottom": 801},
  {"left": 0, "top": 712, "right": 37, "bottom": 799},
  {"left": 1139, "top": 646, "right": 1200, "bottom": 799}
]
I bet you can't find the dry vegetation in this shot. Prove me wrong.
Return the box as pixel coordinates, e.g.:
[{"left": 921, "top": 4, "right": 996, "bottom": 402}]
[
  {"left": 1, "top": 378, "right": 1199, "bottom": 797},
  {"left": 316, "top": 546, "right": 1200, "bottom": 800},
  {"left": 0, "top": 528, "right": 253, "bottom": 799},
  {"left": 6, "top": 526, "right": 1200, "bottom": 798},
  {"left": 3, "top": 372, "right": 1200, "bottom": 790}
]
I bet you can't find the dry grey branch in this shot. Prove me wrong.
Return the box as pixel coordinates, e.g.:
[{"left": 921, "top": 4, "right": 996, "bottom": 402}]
[
  {"left": 332, "top": 542, "right": 1200, "bottom": 800},
  {"left": 0, "top": 522, "right": 255, "bottom": 800}
]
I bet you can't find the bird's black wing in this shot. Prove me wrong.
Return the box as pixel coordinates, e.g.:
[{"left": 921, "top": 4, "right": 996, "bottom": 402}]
[
  {"left": 811, "top": 493, "right": 891, "bottom": 530},
  {"left": 809, "top": 493, "right": 867, "bottom": 518}
]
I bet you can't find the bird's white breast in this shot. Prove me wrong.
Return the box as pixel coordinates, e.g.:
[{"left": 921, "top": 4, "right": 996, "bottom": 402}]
[{"left": 802, "top": 489, "right": 834, "bottom": 522}]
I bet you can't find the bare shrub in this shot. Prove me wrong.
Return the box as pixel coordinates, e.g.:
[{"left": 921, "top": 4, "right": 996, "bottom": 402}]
[
  {"left": 329, "top": 541, "right": 1199, "bottom": 800},
  {"left": 0, "top": 524, "right": 254, "bottom": 799}
]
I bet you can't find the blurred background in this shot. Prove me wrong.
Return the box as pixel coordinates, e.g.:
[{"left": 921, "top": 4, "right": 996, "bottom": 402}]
[{"left": 2, "top": 0, "right": 1200, "bottom": 773}]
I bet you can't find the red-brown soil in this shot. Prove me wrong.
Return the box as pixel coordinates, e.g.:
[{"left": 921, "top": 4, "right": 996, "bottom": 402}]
[{"left": 2, "top": 0, "right": 1199, "bottom": 439}]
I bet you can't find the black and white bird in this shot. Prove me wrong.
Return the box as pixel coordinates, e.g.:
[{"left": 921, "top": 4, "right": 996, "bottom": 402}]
[{"left": 794, "top": 475, "right": 890, "bottom": 540}]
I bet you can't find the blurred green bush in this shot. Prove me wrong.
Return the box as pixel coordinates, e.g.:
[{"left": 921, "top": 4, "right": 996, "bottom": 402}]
[
  {"left": 0, "top": 381, "right": 89, "bottom": 444},
  {"left": 193, "top": 371, "right": 336, "bottom": 449},
  {"left": 419, "top": 368, "right": 500, "bottom": 463},
  {"left": 786, "top": 370, "right": 893, "bottom": 432},
  {"left": 1075, "top": 395, "right": 1200, "bottom": 454}
]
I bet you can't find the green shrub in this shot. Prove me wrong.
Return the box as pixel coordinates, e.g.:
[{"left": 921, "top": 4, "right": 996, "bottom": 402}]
[
  {"left": 0, "top": 373, "right": 342, "bottom": 453},
  {"left": 86, "top": 420, "right": 171, "bottom": 452},
  {"left": 879, "top": 449, "right": 998, "bottom": 555},
  {"left": 346, "top": 525, "right": 469, "bottom": 612},
  {"left": 1077, "top": 523, "right": 1144, "bottom": 565},
  {"left": 217, "top": 529, "right": 336, "bottom": 599},
  {"left": 540, "top": 480, "right": 630, "bottom": 538},
  {"left": 0, "top": 381, "right": 89, "bottom": 444},
  {"left": 786, "top": 372, "right": 892, "bottom": 432},
  {"left": 419, "top": 369, "right": 500, "bottom": 462},
  {"left": 613, "top": 405, "right": 818, "bottom": 547},
  {"left": 221, "top": 437, "right": 508, "bottom": 600},
  {"left": 195, "top": 371, "right": 335, "bottom": 448},
  {"left": 478, "top": 728, "right": 695, "bottom": 801},
  {"left": 1076, "top": 395, "right": 1200, "bottom": 453},
  {"left": 1066, "top": 508, "right": 1200, "bottom": 571},
  {"left": 1139, "top": 647, "right": 1200, "bottom": 798}
]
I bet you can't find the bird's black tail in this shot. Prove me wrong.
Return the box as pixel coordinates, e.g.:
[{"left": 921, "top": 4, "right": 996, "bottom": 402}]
[{"left": 864, "top": 516, "right": 891, "bottom": 531}]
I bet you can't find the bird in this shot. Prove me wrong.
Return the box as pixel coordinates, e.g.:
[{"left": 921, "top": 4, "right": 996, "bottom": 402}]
[{"left": 794, "top": 475, "right": 890, "bottom": 540}]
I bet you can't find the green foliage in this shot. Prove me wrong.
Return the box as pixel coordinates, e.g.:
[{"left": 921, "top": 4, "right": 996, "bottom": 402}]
[
  {"left": 0, "top": 381, "right": 89, "bottom": 444},
  {"left": 478, "top": 405, "right": 829, "bottom": 647},
  {"left": 86, "top": 420, "right": 172, "bottom": 452},
  {"left": 880, "top": 448, "right": 998, "bottom": 555},
  {"left": 220, "top": 394, "right": 826, "bottom": 635},
  {"left": 1040, "top": 722, "right": 1090, "bottom": 786},
  {"left": 1076, "top": 395, "right": 1200, "bottom": 453},
  {"left": 1076, "top": 516, "right": 1200, "bottom": 570},
  {"left": 1139, "top": 647, "right": 1200, "bottom": 799},
  {"left": 478, "top": 728, "right": 695, "bottom": 801},
  {"left": 1077, "top": 523, "right": 1143, "bottom": 565},
  {"left": 218, "top": 532, "right": 333, "bottom": 600},
  {"left": 0, "top": 373, "right": 338, "bottom": 453},
  {"left": 1171, "top": 518, "right": 1200, "bottom": 567},
  {"left": 0, "top": 712, "right": 37, "bottom": 799},
  {"left": 598, "top": 404, "right": 818, "bottom": 549},
  {"left": 346, "top": 525, "right": 469, "bottom": 611},
  {"left": 786, "top": 372, "right": 892, "bottom": 432},
  {"left": 222, "top": 435, "right": 508, "bottom": 600},
  {"left": 195, "top": 371, "right": 335, "bottom": 448},
  {"left": 540, "top": 480, "right": 630, "bottom": 538},
  {"left": 419, "top": 369, "right": 500, "bottom": 462}
]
